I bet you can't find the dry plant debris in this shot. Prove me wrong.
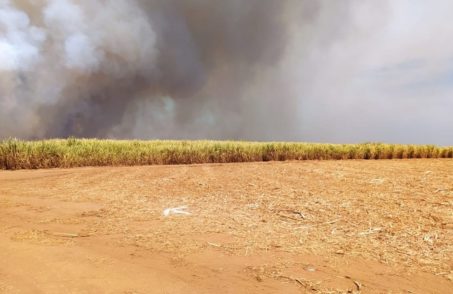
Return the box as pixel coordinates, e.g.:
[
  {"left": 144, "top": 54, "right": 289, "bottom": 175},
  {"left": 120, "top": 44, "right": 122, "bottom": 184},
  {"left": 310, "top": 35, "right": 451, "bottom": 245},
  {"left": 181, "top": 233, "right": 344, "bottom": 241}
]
[{"left": 1, "top": 159, "right": 452, "bottom": 293}]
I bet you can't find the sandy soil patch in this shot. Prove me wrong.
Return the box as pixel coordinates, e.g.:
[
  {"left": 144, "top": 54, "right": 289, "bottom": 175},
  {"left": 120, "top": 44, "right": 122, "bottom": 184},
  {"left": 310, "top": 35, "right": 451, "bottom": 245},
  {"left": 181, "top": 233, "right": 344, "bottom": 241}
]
[{"left": 1, "top": 160, "right": 452, "bottom": 293}]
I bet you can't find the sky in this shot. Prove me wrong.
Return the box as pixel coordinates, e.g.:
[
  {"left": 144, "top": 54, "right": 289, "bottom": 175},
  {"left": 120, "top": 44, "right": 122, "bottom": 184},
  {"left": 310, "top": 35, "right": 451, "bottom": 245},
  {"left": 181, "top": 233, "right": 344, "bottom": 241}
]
[
  {"left": 0, "top": 0, "right": 452, "bottom": 145},
  {"left": 293, "top": 0, "right": 453, "bottom": 145}
]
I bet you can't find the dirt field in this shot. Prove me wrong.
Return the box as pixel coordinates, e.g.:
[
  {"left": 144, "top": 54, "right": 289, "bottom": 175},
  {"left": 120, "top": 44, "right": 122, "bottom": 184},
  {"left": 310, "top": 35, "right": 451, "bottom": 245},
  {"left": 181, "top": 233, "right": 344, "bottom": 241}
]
[{"left": 1, "top": 160, "right": 452, "bottom": 293}]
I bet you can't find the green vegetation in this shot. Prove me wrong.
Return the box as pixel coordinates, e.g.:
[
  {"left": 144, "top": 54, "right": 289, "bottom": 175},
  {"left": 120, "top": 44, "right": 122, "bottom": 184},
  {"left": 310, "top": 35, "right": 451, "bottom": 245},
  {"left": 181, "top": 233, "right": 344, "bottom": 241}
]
[{"left": 1, "top": 138, "right": 452, "bottom": 170}]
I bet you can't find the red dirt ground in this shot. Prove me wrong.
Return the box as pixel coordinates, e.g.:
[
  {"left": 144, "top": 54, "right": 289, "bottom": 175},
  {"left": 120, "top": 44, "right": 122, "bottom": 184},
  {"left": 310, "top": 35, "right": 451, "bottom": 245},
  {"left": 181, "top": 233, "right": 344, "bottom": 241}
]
[{"left": 1, "top": 160, "right": 452, "bottom": 293}]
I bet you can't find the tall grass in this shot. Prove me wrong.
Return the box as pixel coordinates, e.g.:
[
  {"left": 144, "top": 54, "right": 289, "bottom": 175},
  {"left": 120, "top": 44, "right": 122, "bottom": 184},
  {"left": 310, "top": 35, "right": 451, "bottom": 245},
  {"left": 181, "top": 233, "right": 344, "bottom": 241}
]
[{"left": 0, "top": 138, "right": 452, "bottom": 170}]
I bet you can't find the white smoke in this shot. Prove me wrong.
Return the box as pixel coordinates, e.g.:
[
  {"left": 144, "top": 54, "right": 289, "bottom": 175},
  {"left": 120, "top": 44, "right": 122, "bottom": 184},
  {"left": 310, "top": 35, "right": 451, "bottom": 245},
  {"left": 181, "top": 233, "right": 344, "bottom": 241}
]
[
  {"left": 0, "top": 0, "right": 299, "bottom": 140},
  {"left": 0, "top": 0, "right": 45, "bottom": 71},
  {"left": 42, "top": 0, "right": 157, "bottom": 74},
  {"left": 0, "top": 0, "right": 158, "bottom": 137},
  {"left": 1, "top": 0, "right": 452, "bottom": 144},
  {"left": 0, "top": 0, "right": 157, "bottom": 77}
]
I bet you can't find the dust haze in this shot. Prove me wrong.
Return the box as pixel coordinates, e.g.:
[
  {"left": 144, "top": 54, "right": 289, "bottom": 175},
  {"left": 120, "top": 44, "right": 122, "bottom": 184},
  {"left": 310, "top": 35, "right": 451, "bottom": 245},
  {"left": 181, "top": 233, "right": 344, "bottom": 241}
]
[{"left": 1, "top": 0, "right": 452, "bottom": 144}]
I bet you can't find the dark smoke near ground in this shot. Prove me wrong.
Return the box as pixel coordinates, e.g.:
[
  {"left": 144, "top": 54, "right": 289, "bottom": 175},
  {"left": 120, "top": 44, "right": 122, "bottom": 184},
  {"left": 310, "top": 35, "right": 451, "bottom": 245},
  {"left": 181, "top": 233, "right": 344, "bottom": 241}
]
[
  {"left": 0, "top": 0, "right": 308, "bottom": 140},
  {"left": 2, "top": 1, "right": 453, "bottom": 144}
]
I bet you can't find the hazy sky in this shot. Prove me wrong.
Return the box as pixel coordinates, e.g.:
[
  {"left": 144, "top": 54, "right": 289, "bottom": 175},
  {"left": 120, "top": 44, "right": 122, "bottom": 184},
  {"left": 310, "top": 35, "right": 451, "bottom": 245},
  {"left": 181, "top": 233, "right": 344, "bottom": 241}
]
[
  {"left": 293, "top": 0, "right": 453, "bottom": 145},
  {"left": 0, "top": 0, "right": 452, "bottom": 145}
]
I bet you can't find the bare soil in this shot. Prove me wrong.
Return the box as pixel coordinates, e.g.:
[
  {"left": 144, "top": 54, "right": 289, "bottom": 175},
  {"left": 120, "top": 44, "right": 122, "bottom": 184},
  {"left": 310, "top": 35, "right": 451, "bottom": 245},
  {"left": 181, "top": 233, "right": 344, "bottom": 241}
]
[{"left": 1, "top": 160, "right": 452, "bottom": 293}]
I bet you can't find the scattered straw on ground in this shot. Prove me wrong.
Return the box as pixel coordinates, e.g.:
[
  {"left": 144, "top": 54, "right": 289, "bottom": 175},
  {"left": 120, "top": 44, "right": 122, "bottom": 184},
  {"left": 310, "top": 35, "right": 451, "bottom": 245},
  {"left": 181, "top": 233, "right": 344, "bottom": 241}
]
[{"left": 1, "top": 159, "right": 452, "bottom": 293}]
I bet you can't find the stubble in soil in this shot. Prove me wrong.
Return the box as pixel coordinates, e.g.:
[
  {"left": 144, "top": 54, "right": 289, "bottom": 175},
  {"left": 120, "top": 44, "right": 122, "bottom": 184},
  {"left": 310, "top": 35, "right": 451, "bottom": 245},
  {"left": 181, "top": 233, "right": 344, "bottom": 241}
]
[{"left": 1, "top": 160, "right": 452, "bottom": 293}]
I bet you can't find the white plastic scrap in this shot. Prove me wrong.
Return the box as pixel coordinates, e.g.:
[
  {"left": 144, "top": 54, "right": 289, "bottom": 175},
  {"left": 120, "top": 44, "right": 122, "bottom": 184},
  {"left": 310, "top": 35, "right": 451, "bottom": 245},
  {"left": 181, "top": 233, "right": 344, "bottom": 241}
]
[
  {"left": 163, "top": 206, "right": 191, "bottom": 217},
  {"left": 369, "top": 178, "right": 385, "bottom": 185}
]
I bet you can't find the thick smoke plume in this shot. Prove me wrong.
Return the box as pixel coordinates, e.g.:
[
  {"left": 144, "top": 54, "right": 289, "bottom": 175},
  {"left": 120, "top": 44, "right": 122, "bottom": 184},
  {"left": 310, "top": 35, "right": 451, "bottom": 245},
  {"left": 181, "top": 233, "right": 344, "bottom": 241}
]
[
  {"left": 0, "top": 0, "right": 305, "bottom": 140},
  {"left": 2, "top": 1, "right": 453, "bottom": 144}
]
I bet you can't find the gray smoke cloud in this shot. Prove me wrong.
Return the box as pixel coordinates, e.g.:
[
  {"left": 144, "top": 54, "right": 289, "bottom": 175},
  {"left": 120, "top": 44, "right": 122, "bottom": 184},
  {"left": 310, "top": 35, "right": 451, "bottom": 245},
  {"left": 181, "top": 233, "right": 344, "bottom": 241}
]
[
  {"left": 0, "top": 0, "right": 305, "bottom": 140},
  {"left": 1, "top": 0, "right": 453, "bottom": 144}
]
